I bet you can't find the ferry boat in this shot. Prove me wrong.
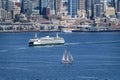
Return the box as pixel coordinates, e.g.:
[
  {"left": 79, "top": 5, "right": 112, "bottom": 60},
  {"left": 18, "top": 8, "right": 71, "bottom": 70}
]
[
  {"left": 29, "top": 33, "right": 65, "bottom": 46},
  {"left": 61, "top": 50, "right": 73, "bottom": 64}
]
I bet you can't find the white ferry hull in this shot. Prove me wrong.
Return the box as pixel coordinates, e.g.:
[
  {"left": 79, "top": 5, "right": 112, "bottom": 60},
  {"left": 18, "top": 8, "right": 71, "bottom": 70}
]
[{"left": 29, "top": 41, "right": 64, "bottom": 46}]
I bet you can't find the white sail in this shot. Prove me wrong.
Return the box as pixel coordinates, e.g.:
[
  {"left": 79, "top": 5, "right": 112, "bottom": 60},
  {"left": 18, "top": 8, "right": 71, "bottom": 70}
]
[
  {"left": 62, "top": 53, "right": 66, "bottom": 61},
  {"left": 70, "top": 54, "right": 73, "bottom": 61},
  {"left": 68, "top": 52, "right": 73, "bottom": 62},
  {"left": 61, "top": 50, "right": 73, "bottom": 64},
  {"left": 66, "top": 54, "right": 69, "bottom": 62},
  {"left": 62, "top": 50, "right": 67, "bottom": 61}
]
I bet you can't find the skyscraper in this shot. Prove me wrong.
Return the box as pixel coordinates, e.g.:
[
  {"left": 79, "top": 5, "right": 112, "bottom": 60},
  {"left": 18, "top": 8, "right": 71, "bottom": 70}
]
[
  {"left": 77, "top": 0, "right": 86, "bottom": 18},
  {"left": 111, "top": 0, "right": 120, "bottom": 13},
  {"left": 21, "top": 0, "right": 24, "bottom": 13},
  {"left": 39, "top": 0, "right": 49, "bottom": 15},
  {"left": 48, "top": 0, "right": 55, "bottom": 15},
  {"left": 32, "top": 0, "right": 39, "bottom": 10},
  {"left": 118, "top": 0, "right": 120, "bottom": 12},
  {"left": 0, "top": 0, "right": 2, "bottom": 8},
  {"left": 68, "top": 0, "right": 77, "bottom": 18},
  {"left": 21, "top": 0, "right": 32, "bottom": 14},
  {"left": 78, "top": 0, "right": 85, "bottom": 11},
  {"left": 85, "top": 0, "right": 92, "bottom": 18},
  {"left": 7, "top": 0, "right": 14, "bottom": 12},
  {"left": 93, "top": 0, "right": 100, "bottom": 4},
  {"left": 94, "top": 4, "right": 104, "bottom": 18},
  {"left": 103, "top": 0, "right": 108, "bottom": 12},
  {"left": 1, "top": 0, "right": 8, "bottom": 10},
  {"left": 55, "top": 0, "right": 62, "bottom": 15}
]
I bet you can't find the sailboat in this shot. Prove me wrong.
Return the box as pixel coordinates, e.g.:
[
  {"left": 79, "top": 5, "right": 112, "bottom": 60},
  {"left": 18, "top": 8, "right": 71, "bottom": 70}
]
[{"left": 61, "top": 50, "right": 73, "bottom": 64}]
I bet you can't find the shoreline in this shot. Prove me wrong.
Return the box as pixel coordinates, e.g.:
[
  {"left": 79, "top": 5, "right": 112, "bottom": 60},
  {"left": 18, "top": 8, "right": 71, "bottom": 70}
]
[{"left": 0, "top": 30, "right": 120, "bottom": 33}]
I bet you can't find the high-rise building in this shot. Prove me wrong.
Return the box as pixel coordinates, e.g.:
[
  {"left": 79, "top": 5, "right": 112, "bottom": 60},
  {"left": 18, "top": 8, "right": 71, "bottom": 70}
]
[
  {"left": 21, "top": 0, "right": 25, "bottom": 13},
  {"left": 94, "top": 4, "right": 104, "bottom": 18},
  {"left": 21, "top": 0, "right": 32, "bottom": 14},
  {"left": 103, "top": 0, "right": 108, "bottom": 12},
  {"left": 39, "top": 0, "right": 55, "bottom": 15},
  {"left": 78, "top": 0, "right": 85, "bottom": 18},
  {"left": 86, "top": 0, "right": 92, "bottom": 10},
  {"left": 90, "top": 0, "right": 102, "bottom": 19},
  {"left": 118, "top": 0, "right": 120, "bottom": 12},
  {"left": 23, "top": 0, "right": 32, "bottom": 14},
  {"left": 39, "top": 0, "right": 48, "bottom": 15},
  {"left": 32, "top": 0, "right": 39, "bottom": 10},
  {"left": 7, "top": 0, "right": 14, "bottom": 12},
  {"left": 55, "top": 0, "right": 62, "bottom": 15},
  {"left": 78, "top": 0, "right": 85, "bottom": 11},
  {"left": 68, "top": 0, "right": 77, "bottom": 18},
  {"left": 0, "top": 0, "right": 2, "bottom": 8},
  {"left": 1, "top": 0, "right": 8, "bottom": 10},
  {"left": 111, "top": 0, "right": 120, "bottom": 13},
  {"left": 93, "top": 0, "right": 100, "bottom": 4},
  {"left": 41, "top": 0, "right": 55, "bottom": 15},
  {"left": 48, "top": 0, "right": 55, "bottom": 15},
  {"left": 85, "top": 0, "right": 92, "bottom": 18}
]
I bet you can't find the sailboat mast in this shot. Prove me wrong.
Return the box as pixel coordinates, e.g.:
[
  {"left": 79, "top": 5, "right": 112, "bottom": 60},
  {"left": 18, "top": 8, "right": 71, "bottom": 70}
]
[{"left": 35, "top": 33, "right": 37, "bottom": 38}]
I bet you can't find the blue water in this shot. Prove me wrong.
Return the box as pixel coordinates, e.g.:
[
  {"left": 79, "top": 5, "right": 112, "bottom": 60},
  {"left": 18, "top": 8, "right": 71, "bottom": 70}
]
[{"left": 0, "top": 32, "right": 120, "bottom": 80}]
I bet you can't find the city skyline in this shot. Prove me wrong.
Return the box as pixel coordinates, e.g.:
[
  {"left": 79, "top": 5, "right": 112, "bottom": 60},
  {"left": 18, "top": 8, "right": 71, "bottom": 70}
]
[{"left": 0, "top": 0, "right": 120, "bottom": 22}]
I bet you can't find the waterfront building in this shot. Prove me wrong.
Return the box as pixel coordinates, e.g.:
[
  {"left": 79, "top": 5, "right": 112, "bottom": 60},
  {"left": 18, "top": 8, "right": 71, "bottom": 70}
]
[
  {"left": 94, "top": 4, "right": 104, "bottom": 18},
  {"left": 68, "top": 0, "right": 78, "bottom": 18}
]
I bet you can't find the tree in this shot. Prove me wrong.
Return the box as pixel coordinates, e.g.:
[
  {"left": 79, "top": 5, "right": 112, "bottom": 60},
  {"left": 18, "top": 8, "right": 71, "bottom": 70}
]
[{"left": 14, "top": 14, "right": 20, "bottom": 22}]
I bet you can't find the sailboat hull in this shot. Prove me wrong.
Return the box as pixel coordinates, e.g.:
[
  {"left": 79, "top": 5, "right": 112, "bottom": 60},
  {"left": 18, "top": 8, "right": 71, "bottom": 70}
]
[{"left": 61, "top": 60, "right": 72, "bottom": 64}]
